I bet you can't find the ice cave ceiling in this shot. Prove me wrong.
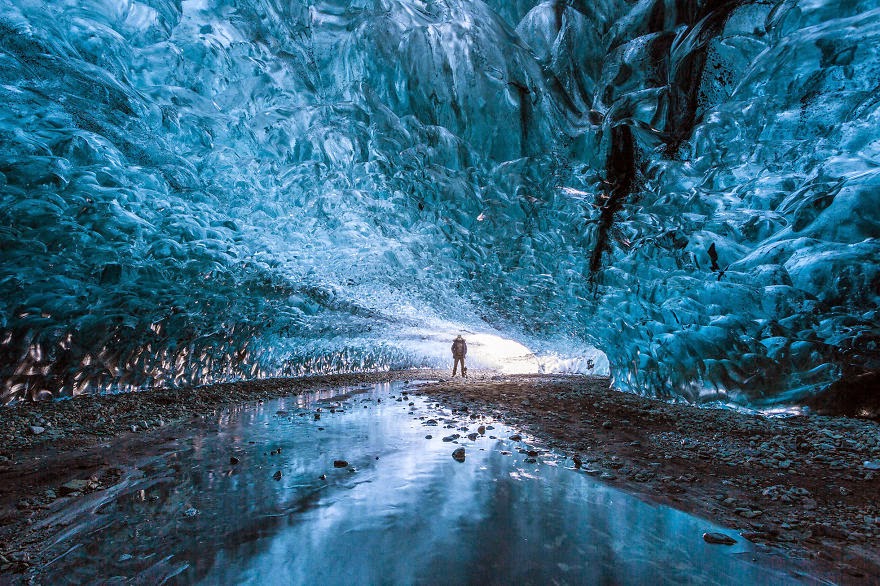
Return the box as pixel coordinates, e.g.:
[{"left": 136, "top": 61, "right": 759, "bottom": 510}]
[{"left": 0, "top": 0, "right": 878, "bottom": 405}]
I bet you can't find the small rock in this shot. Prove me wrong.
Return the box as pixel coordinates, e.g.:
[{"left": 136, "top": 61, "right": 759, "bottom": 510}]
[
  {"left": 572, "top": 455, "right": 583, "bottom": 469},
  {"left": 29, "top": 426, "right": 45, "bottom": 435},
  {"left": 524, "top": 457, "right": 537, "bottom": 464},
  {"left": 425, "top": 435, "right": 433, "bottom": 439},
  {"left": 509, "top": 434, "right": 522, "bottom": 442},
  {"left": 703, "top": 532, "right": 737, "bottom": 545},
  {"left": 600, "top": 472, "right": 617, "bottom": 480},
  {"left": 735, "top": 508, "right": 763, "bottom": 519},
  {"left": 59, "top": 479, "right": 90, "bottom": 496},
  {"left": 602, "top": 421, "right": 613, "bottom": 430},
  {"left": 272, "top": 470, "right": 283, "bottom": 480},
  {"left": 319, "top": 474, "right": 326, "bottom": 480},
  {"left": 184, "top": 507, "right": 199, "bottom": 517},
  {"left": 467, "top": 433, "right": 478, "bottom": 441},
  {"left": 118, "top": 553, "right": 133, "bottom": 562},
  {"left": 452, "top": 448, "right": 466, "bottom": 462},
  {"left": 442, "top": 434, "right": 460, "bottom": 442},
  {"left": 477, "top": 425, "right": 486, "bottom": 435},
  {"left": 863, "top": 461, "right": 880, "bottom": 470},
  {"left": 333, "top": 460, "right": 349, "bottom": 468},
  {"left": 230, "top": 456, "right": 240, "bottom": 465}
]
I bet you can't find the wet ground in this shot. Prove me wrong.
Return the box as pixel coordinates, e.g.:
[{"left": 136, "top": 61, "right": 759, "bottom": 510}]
[{"left": 1, "top": 381, "right": 819, "bottom": 584}]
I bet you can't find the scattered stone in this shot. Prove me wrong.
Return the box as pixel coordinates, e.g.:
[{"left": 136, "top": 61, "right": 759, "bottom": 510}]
[
  {"left": 425, "top": 435, "right": 433, "bottom": 439},
  {"left": 272, "top": 471, "right": 283, "bottom": 480},
  {"left": 735, "top": 508, "right": 763, "bottom": 519},
  {"left": 703, "top": 532, "right": 737, "bottom": 545},
  {"left": 602, "top": 421, "right": 613, "bottom": 430},
  {"left": 452, "top": 448, "right": 466, "bottom": 462},
  {"left": 333, "top": 460, "right": 348, "bottom": 468},
  {"left": 572, "top": 455, "right": 583, "bottom": 469},
  {"left": 118, "top": 554, "right": 133, "bottom": 562},
  {"left": 467, "top": 433, "right": 478, "bottom": 441},
  {"left": 319, "top": 474, "right": 326, "bottom": 480},
  {"left": 442, "top": 434, "right": 460, "bottom": 442},
  {"left": 229, "top": 456, "right": 240, "bottom": 465},
  {"left": 524, "top": 457, "right": 537, "bottom": 464},
  {"left": 29, "top": 426, "right": 45, "bottom": 435},
  {"left": 59, "top": 480, "right": 90, "bottom": 496},
  {"left": 184, "top": 507, "right": 199, "bottom": 517},
  {"left": 509, "top": 434, "right": 522, "bottom": 442},
  {"left": 600, "top": 472, "right": 617, "bottom": 480},
  {"left": 477, "top": 425, "right": 486, "bottom": 434}
]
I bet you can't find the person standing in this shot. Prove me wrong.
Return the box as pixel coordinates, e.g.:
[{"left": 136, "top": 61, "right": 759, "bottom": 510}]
[{"left": 451, "top": 335, "right": 467, "bottom": 377}]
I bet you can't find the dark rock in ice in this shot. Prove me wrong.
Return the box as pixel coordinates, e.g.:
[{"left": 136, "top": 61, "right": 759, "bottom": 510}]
[
  {"left": 477, "top": 425, "right": 486, "bottom": 434},
  {"left": 467, "top": 433, "right": 478, "bottom": 441},
  {"left": 509, "top": 434, "right": 522, "bottom": 441},
  {"left": 442, "top": 434, "right": 460, "bottom": 442},
  {"left": 272, "top": 470, "right": 283, "bottom": 480},
  {"left": 333, "top": 460, "right": 348, "bottom": 468},
  {"left": 703, "top": 532, "right": 737, "bottom": 545},
  {"left": 452, "top": 448, "right": 466, "bottom": 462},
  {"left": 229, "top": 456, "right": 240, "bottom": 465},
  {"left": 425, "top": 435, "right": 432, "bottom": 439}
]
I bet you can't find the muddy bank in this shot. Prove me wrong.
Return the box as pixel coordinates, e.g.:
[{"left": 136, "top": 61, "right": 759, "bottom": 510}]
[{"left": 419, "top": 374, "right": 880, "bottom": 582}]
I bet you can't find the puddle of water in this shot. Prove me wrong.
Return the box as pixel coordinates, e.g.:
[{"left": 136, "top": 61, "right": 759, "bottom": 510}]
[{"left": 34, "top": 382, "right": 813, "bottom": 585}]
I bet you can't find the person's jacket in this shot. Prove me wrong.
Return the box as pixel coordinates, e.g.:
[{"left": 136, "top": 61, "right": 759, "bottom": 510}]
[{"left": 451, "top": 338, "right": 467, "bottom": 358}]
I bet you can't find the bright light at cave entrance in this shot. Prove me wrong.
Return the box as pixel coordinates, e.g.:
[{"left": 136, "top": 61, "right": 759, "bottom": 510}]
[{"left": 465, "top": 333, "right": 540, "bottom": 374}]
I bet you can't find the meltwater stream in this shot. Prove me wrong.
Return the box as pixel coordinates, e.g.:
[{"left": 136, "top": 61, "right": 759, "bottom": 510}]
[{"left": 36, "top": 382, "right": 809, "bottom": 585}]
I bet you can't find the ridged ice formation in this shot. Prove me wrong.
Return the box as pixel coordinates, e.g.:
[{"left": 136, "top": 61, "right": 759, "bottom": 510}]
[{"left": 1, "top": 0, "right": 878, "bottom": 404}]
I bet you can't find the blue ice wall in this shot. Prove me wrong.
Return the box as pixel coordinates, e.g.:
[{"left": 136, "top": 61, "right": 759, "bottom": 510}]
[{"left": 0, "top": 0, "right": 877, "bottom": 404}]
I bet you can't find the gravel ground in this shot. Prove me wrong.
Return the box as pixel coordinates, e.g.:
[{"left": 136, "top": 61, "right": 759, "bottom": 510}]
[
  {"left": 0, "top": 369, "right": 878, "bottom": 583},
  {"left": 418, "top": 373, "right": 880, "bottom": 583}
]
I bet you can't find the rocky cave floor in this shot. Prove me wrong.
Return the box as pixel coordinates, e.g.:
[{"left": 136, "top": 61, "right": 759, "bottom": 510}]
[{"left": 0, "top": 370, "right": 878, "bottom": 583}]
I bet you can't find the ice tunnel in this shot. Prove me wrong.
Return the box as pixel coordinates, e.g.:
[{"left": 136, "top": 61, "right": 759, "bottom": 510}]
[{"left": 0, "top": 0, "right": 878, "bottom": 406}]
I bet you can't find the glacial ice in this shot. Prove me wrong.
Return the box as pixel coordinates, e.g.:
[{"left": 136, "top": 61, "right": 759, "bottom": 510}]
[{"left": 0, "top": 0, "right": 877, "bottom": 404}]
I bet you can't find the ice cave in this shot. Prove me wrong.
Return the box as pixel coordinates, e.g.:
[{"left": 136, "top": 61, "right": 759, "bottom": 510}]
[{"left": 0, "top": 0, "right": 878, "bottom": 583}]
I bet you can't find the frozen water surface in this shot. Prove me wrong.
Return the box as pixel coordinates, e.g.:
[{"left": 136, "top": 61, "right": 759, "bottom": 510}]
[
  {"left": 0, "top": 0, "right": 878, "bottom": 405},
  {"left": 34, "top": 383, "right": 814, "bottom": 585}
]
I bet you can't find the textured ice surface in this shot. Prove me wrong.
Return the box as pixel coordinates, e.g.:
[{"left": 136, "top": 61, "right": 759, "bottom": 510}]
[{"left": 0, "top": 0, "right": 877, "bottom": 403}]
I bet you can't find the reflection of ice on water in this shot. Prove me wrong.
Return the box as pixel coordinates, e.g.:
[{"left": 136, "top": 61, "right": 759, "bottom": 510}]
[{"left": 35, "top": 382, "right": 811, "bottom": 585}]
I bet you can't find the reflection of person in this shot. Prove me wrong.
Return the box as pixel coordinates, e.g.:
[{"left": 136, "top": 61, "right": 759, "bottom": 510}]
[{"left": 451, "top": 335, "right": 468, "bottom": 377}]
